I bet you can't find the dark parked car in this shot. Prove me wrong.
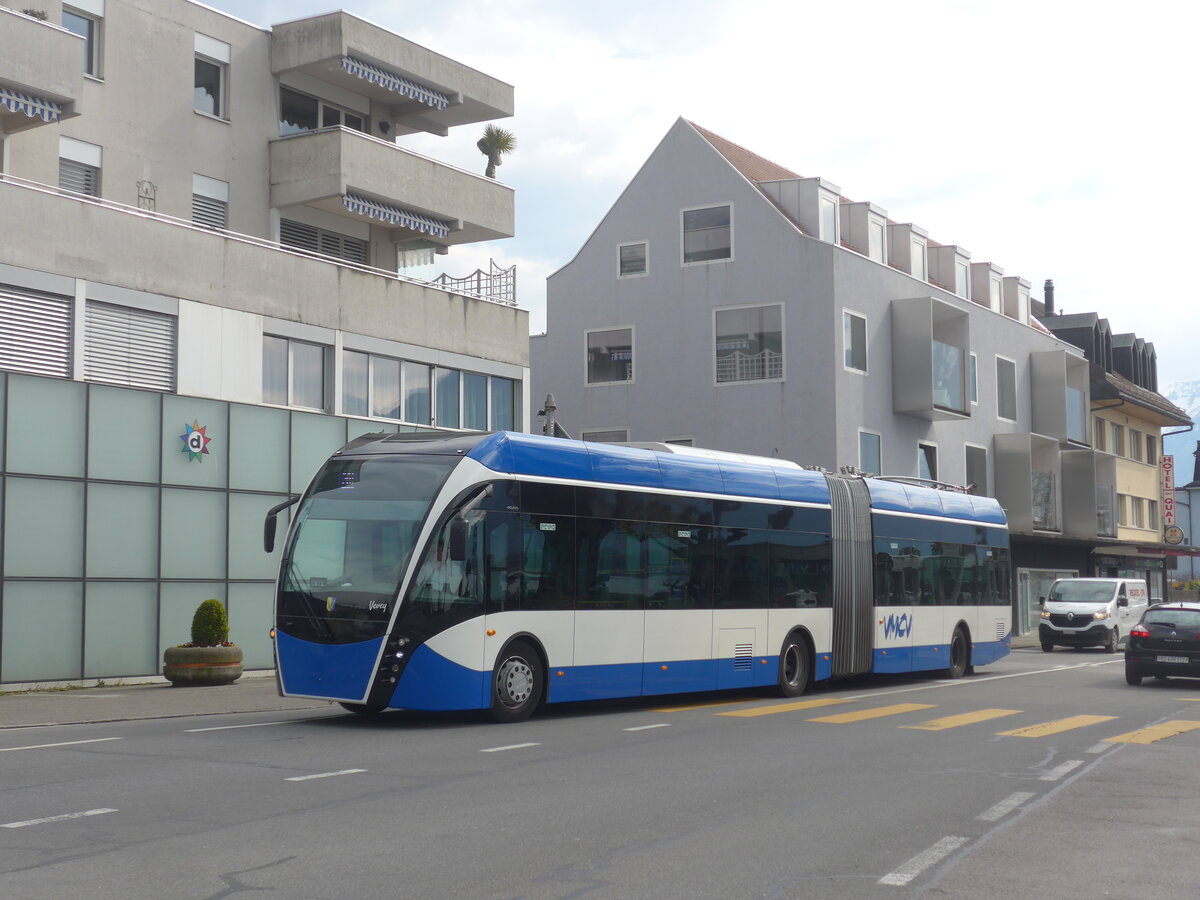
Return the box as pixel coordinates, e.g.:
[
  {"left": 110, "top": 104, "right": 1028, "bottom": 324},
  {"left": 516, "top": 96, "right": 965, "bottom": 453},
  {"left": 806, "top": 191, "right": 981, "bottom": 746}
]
[{"left": 1125, "top": 602, "right": 1200, "bottom": 685}]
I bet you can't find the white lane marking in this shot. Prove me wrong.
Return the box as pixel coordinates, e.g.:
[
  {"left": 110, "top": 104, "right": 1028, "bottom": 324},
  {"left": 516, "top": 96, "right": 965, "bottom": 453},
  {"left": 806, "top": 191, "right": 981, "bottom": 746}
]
[
  {"left": 624, "top": 724, "right": 671, "bottom": 732},
  {"left": 878, "top": 836, "right": 969, "bottom": 886},
  {"left": 479, "top": 742, "right": 540, "bottom": 753},
  {"left": 185, "top": 721, "right": 290, "bottom": 733},
  {"left": 1040, "top": 760, "right": 1083, "bottom": 781},
  {"left": 285, "top": 768, "right": 366, "bottom": 782},
  {"left": 3, "top": 808, "right": 118, "bottom": 829},
  {"left": 0, "top": 737, "right": 122, "bottom": 753},
  {"left": 976, "top": 791, "right": 1036, "bottom": 822},
  {"left": 1087, "top": 741, "right": 1113, "bottom": 754},
  {"left": 839, "top": 659, "right": 1122, "bottom": 702}
]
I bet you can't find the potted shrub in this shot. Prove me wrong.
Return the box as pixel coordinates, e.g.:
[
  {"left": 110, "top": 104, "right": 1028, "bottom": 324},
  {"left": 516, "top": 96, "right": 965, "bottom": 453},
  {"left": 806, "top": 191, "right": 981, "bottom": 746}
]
[{"left": 163, "top": 599, "right": 244, "bottom": 686}]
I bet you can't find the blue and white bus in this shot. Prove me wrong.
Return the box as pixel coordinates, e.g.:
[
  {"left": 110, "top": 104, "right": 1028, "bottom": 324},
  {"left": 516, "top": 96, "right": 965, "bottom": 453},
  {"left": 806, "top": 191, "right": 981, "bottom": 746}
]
[{"left": 268, "top": 431, "right": 1011, "bottom": 721}]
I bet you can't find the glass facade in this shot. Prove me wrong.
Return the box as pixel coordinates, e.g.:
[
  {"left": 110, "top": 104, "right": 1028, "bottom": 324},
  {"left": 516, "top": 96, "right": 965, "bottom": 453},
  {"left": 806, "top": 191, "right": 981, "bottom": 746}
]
[{"left": 0, "top": 371, "right": 513, "bottom": 684}]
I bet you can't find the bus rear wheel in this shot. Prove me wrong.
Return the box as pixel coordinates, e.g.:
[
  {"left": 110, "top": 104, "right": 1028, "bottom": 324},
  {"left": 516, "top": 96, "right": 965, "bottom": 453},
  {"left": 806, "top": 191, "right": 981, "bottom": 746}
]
[
  {"left": 490, "top": 640, "right": 544, "bottom": 723},
  {"left": 946, "top": 627, "right": 969, "bottom": 679},
  {"left": 777, "top": 635, "right": 810, "bottom": 697}
]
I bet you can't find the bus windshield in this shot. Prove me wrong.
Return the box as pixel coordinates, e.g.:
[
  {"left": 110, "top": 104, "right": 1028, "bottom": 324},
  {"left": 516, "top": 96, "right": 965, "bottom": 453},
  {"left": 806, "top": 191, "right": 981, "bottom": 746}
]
[
  {"left": 277, "top": 454, "right": 457, "bottom": 643},
  {"left": 1048, "top": 581, "right": 1116, "bottom": 604}
]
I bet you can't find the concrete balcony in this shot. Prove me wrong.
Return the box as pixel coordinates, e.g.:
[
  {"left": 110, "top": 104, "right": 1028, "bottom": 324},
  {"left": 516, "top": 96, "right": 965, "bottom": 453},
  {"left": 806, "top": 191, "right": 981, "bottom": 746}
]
[
  {"left": 0, "top": 7, "right": 85, "bottom": 133},
  {"left": 270, "top": 128, "right": 514, "bottom": 247},
  {"left": 270, "top": 11, "right": 513, "bottom": 137}
]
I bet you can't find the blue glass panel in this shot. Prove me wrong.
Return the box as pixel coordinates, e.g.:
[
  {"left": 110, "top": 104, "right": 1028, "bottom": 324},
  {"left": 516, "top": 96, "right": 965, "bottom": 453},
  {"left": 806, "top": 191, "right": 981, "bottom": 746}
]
[
  {"left": 775, "top": 468, "right": 831, "bottom": 505},
  {"left": 162, "top": 395, "right": 228, "bottom": 488},
  {"left": 228, "top": 583, "right": 276, "bottom": 669},
  {"left": 84, "top": 582, "right": 157, "bottom": 678},
  {"left": 1, "top": 582, "right": 83, "bottom": 681},
  {"left": 657, "top": 453, "right": 723, "bottom": 494},
  {"left": 719, "top": 460, "right": 780, "bottom": 500},
  {"left": 6, "top": 374, "right": 86, "bottom": 477}
]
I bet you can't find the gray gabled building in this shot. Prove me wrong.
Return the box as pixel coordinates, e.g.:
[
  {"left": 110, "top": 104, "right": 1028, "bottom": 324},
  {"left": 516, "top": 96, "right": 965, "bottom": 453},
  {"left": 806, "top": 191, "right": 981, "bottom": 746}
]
[{"left": 531, "top": 118, "right": 1163, "bottom": 633}]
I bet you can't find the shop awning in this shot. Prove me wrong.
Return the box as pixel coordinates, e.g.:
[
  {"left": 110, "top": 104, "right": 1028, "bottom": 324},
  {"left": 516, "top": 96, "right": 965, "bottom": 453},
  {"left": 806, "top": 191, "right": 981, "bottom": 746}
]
[
  {"left": 340, "top": 57, "right": 449, "bottom": 111},
  {"left": 0, "top": 86, "right": 61, "bottom": 123},
  {"left": 342, "top": 194, "right": 451, "bottom": 238}
]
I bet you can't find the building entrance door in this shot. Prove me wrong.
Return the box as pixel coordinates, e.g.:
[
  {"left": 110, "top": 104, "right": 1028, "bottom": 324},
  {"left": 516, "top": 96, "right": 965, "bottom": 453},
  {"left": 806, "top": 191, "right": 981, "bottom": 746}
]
[{"left": 1016, "top": 568, "right": 1078, "bottom": 635}]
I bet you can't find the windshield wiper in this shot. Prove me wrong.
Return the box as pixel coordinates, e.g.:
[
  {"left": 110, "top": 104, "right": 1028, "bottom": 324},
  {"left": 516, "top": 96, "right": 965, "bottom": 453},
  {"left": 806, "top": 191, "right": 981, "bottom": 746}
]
[{"left": 284, "top": 562, "right": 333, "bottom": 639}]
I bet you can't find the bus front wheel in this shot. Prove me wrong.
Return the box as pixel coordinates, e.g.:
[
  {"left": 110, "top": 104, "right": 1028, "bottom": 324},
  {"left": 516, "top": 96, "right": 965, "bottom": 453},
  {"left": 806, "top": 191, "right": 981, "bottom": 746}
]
[
  {"left": 777, "top": 635, "right": 810, "bottom": 698},
  {"left": 490, "top": 641, "right": 544, "bottom": 723}
]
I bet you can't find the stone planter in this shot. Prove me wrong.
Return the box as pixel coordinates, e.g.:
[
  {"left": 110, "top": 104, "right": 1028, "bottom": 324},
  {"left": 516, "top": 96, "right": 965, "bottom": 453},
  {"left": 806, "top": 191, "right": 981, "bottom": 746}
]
[{"left": 163, "top": 645, "right": 244, "bottom": 686}]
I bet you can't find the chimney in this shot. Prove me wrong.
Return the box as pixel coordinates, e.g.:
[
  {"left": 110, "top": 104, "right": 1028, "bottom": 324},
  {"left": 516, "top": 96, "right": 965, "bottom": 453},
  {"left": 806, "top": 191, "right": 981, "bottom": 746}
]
[
  {"left": 1044, "top": 279, "right": 1056, "bottom": 315},
  {"left": 1193, "top": 440, "right": 1200, "bottom": 486}
]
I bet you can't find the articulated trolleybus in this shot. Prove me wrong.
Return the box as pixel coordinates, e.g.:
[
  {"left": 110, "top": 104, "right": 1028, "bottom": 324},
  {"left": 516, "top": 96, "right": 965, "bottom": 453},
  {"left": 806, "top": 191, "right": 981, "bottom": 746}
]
[{"left": 268, "top": 431, "right": 1012, "bottom": 721}]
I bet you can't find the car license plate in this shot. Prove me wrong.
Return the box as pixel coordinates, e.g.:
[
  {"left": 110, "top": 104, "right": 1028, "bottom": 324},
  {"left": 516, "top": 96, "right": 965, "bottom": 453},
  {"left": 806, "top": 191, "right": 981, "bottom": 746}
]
[{"left": 1156, "top": 655, "right": 1189, "bottom": 664}]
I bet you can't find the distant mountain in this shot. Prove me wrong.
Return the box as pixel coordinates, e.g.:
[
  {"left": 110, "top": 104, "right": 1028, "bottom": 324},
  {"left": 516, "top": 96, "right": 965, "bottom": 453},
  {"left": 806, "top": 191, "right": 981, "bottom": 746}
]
[{"left": 1163, "top": 381, "right": 1200, "bottom": 484}]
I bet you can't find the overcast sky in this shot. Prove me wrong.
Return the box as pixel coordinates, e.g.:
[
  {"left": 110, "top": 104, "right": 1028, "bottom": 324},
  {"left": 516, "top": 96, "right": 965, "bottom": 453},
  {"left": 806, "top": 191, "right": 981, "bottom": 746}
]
[{"left": 202, "top": 0, "right": 1199, "bottom": 389}]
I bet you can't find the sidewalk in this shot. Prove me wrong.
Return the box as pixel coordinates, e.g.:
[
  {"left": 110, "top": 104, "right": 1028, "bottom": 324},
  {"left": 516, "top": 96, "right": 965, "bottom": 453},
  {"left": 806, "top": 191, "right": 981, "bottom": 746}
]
[{"left": 0, "top": 673, "right": 333, "bottom": 730}]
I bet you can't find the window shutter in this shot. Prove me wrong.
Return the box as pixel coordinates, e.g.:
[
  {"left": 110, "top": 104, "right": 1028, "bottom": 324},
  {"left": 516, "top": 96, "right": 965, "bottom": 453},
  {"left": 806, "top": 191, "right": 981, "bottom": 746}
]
[
  {"left": 191, "top": 194, "right": 228, "bottom": 229},
  {"left": 280, "top": 219, "right": 320, "bottom": 253},
  {"left": 59, "top": 158, "right": 99, "bottom": 196},
  {"left": 84, "top": 301, "right": 176, "bottom": 391},
  {"left": 0, "top": 289, "right": 72, "bottom": 377},
  {"left": 281, "top": 219, "right": 368, "bottom": 264}
]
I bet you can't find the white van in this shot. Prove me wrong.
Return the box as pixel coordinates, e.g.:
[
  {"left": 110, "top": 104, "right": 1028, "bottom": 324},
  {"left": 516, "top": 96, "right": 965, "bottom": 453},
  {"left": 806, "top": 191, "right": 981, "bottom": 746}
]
[{"left": 1038, "top": 578, "right": 1150, "bottom": 653}]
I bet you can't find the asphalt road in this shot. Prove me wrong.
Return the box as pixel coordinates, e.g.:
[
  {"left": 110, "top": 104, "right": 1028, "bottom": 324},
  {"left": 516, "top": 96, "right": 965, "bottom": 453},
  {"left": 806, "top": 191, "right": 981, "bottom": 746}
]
[{"left": 3, "top": 647, "right": 1200, "bottom": 899}]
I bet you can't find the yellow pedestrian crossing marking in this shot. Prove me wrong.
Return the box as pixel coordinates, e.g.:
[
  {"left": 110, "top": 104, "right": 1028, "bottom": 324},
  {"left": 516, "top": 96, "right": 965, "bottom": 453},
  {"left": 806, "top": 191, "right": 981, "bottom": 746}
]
[
  {"left": 1105, "top": 720, "right": 1200, "bottom": 745},
  {"left": 902, "top": 709, "right": 1023, "bottom": 731},
  {"left": 997, "top": 715, "right": 1116, "bottom": 738},
  {"left": 651, "top": 696, "right": 763, "bottom": 713},
  {"left": 809, "top": 703, "right": 937, "bottom": 724},
  {"left": 717, "top": 697, "right": 854, "bottom": 718}
]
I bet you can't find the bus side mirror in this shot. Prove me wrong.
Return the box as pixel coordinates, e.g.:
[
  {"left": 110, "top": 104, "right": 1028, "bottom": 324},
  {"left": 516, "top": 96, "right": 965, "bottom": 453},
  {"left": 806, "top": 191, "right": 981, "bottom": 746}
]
[
  {"left": 449, "top": 516, "right": 469, "bottom": 561},
  {"left": 263, "top": 495, "right": 300, "bottom": 554}
]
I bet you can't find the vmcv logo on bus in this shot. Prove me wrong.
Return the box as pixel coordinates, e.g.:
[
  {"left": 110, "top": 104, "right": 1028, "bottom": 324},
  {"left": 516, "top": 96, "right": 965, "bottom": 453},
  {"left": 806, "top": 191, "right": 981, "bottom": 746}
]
[{"left": 883, "top": 613, "right": 913, "bottom": 639}]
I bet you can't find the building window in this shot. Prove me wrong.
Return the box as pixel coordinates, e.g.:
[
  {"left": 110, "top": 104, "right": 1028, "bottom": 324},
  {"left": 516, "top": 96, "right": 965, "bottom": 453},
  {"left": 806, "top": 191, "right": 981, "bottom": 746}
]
[
  {"left": 1129, "top": 429, "right": 1144, "bottom": 462},
  {"left": 1131, "top": 497, "right": 1144, "bottom": 529},
  {"left": 955, "top": 261, "right": 970, "bottom": 298},
  {"left": 463, "top": 373, "right": 488, "bottom": 430},
  {"left": 664, "top": 436, "right": 694, "bottom": 446},
  {"left": 0, "top": 287, "right": 72, "bottom": 378},
  {"left": 859, "top": 431, "right": 881, "bottom": 476},
  {"left": 969, "top": 353, "right": 979, "bottom": 405},
  {"left": 911, "top": 240, "right": 927, "bottom": 280},
  {"left": 715, "top": 304, "right": 782, "bottom": 384},
  {"left": 932, "top": 339, "right": 965, "bottom": 413},
  {"left": 491, "top": 376, "right": 515, "bottom": 431},
  {"left": 582, "top": 429, "right": 628, "bottom": 443},
  {"left": 587, "top": 328, "right": 633, "bottom": 384},
  {"left": 1067, "top": 386, "right": 1086, "bottom": 443},
  {"left": 263, "top": 335, "right": 325, "bottom": 409},
  {"left": 1094, "top": 416, "right": 1106, "bottom": 452},
  {"left": 1110, "top": 423, "right": 1125, "bottom": 457},
  {"left": 1146, "top": 434, "right": 1158, "bottom": 466},
  {"left": 683, "top": 204, "right": 731, "bottom": 264},
  {"left": 996, "top": 356, "right": 1017, "bottom": 421},
  {"left": 1148, "top": 499, "right": 1159, "bottom": 530},
  {"left": 63, "top": 4, "right": 102, "bottom": 77},
  {"left": 868, "top": 220, "right": 886, "bottom": 264},
  {"left": 194, "top": 34, "right": 230, "bottom": 119},
  {"left": 436, "top": 368, "right": 460, "bottom": 428},
  {"left": 843, "top": 311, "right": 867, "bottom": 373},
  {"left": 819, "top": 196, "right": 838, "bottom": 244},
  {"left": 191, "top": 174, "right": 228, "bottom": 229},
  {"left": 1116, "top": 493, "right": 1129, "bottom": 527},
  {"left": 965, "top": 445, "right": 988, "bottom": 495},
  {"left": 59, "top": 136, "right": 101, "bottom": 197},
  {"left": 279, "top": 86, "right": 367, "bottom": 135},
  {"left": 618, "top": 241, "right": 647, "bottom": 277},
  {"left": 279, "top": 219, "right": 368, "bottom": 265},
  {"left": 84, "top": 301, "right": 176, "bottom": 392},
  {"left": 918, "top": 443, "right": 938, "bottom": 481},
  {"left": 405, "top": 361, "right": 431, "bottom": 425}
]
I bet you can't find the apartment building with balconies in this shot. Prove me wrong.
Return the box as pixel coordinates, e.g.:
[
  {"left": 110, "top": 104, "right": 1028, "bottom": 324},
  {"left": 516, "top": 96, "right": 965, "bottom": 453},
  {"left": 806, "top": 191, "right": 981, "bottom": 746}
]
[
  {"left": 530, "top": 118, "right": 1188, "bottom": 635},
  {"left": 0, "top": 1, "right": 526, "bottom": 685}
]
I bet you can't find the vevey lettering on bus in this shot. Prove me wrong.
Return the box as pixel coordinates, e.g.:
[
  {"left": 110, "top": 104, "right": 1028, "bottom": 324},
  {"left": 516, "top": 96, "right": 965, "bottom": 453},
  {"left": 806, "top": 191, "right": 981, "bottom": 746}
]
[{"left": 883, "top": 613, "right": 913, "bottom": 639}]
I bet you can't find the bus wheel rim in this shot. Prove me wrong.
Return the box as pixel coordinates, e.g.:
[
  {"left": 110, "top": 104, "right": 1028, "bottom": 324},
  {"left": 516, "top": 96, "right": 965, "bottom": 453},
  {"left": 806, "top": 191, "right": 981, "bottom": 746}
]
[
  {"left": 500, "top": 658, "right": 534, "bottom": 706},
  {"left": 784, "top": 645, "right": 801, "bottom": 685}
]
